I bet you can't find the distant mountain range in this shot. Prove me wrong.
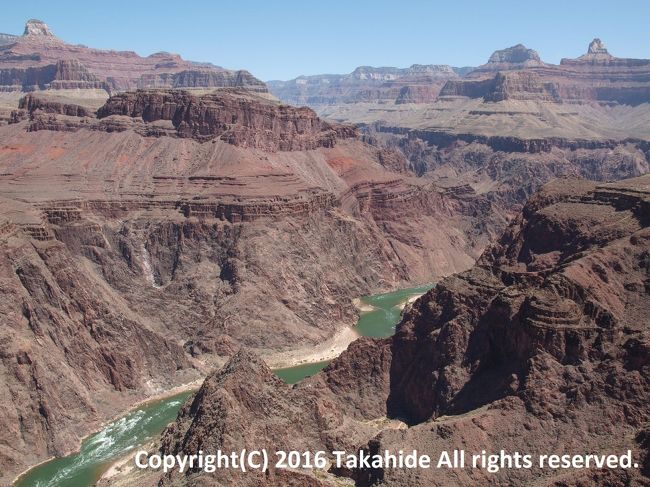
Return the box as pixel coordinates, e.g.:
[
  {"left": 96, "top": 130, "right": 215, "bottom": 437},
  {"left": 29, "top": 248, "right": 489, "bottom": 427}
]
[
  {"left": 267, "top": 64, "right": 474, "bottom": 105},
  {"left": 0, "top": 19, "right": 266, "bottom": 93},
  {"left": 269, "top": 39, "right": 650, "bottom": 107}
]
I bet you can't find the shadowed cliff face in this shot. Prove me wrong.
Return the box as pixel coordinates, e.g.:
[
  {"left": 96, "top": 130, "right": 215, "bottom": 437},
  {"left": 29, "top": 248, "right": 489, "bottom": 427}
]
[
  {"left": 146, "top": 176, "right": 650, "bottom": 487},
  {"left": 0, "top": 228, "right": 194, "bottom": 479},
  {"left": 376, "top": 175, "right": 650, "bottom": 485}
]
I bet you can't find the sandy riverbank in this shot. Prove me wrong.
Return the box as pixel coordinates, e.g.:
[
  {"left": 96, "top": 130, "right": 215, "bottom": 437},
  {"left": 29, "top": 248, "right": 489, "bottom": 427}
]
[
  {"left": 262, "top": 295, "right": 385, "bottom": 369},
  {"left": 263, "top": 326, "right": 361, "bottom": 369},
  {"left": 395, "top": 293, "right": 425, "bottom": 310},
  {"left": 352, "top": 297, "right": 376, "bottom": 312}
]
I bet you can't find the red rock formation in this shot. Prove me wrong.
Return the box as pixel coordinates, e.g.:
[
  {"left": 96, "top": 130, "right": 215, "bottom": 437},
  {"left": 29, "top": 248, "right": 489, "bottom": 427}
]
[
  {"left": 95, "top": 89, "right": 357, "bottom": 150},
  {"left": 0, "top": 226, "right": 194, "bottom": 481},
  {"left": 19, "top": 92, "right": 94, "bottom": 117},
  {"left": 0, "top": 20, "right": 267, "bottom": 93},
  {"left": 440, "top": 39, "right": 650, "bottom": 106},
  {"left": 156, "top": 339, "right": 394, "bottom": 486},
  {"left": 0, "top": 90, "right": 496, "bottom": 482},
  {"left": 376, "top": 175, "right": 650, "bottom": 484}
]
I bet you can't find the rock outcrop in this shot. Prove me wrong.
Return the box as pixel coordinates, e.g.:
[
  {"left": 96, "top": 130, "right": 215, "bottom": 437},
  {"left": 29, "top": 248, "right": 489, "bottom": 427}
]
[
  {"left": 0, "top": 19, "right": 268, "bottom": 93},
  {"left": 440, "top": 70, "right": 561, "bottom": 102},
  {"left": 19, "top": 92, "right": 95, "bottom": 117},
  {"left": 486, "top": 43, "right": 543, "bottom": 67},
  {"left": 0, "top": 219, "right": 195, "bottom": 481},
  {"left": 95, "top": 89, "right": 357, "bottom": 149},
  {"left": 585, "top": 38, "right": 611, "bottom": 57},
  {"left": 375, "top": 175, "right": 650, "bottom": 485},
  {"left": 22, "top": 19, "right": 56, "bottom": 38},
  {"left": 439, "top": 39, "right": 650, "bottom": 106},
  {"left": 155, "top": 338, "right": 395, "bottom": 486}
]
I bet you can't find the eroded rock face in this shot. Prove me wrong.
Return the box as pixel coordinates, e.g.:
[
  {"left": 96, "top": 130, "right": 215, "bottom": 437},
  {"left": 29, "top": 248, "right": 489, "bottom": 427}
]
[
  {"left": 19, "top": 92, "right": 95, "bottom": 117},
  {"left": 487, "top": 44, "right": 542, "bottom": 65},
  {"left": 588, "top": 38, "right": 610, "bottom": 56},
  {"left": 0, "top": 19, "right": 268, "bottom": 93},
  {"left": 441, "top": 39, "right": 650, "bottom": 106},
  {"left": 157, "top": 340, "right": 394, "bottom": 486},
  {"left": 441, "top": 70, "right": 561, "bottom": 102},
  {"left": 95, "top": 89, "right": 357, "bottom": 149},
  {"left": 375, "top": 175, "right": 650, "bottom": 485},
  {"left": 23, "top": 19, "right": 55, "bottom": 38},
  {"left": 0, "top": 228, "right": 194, "bottom": 480},
  {"left": 267, "top": 64, "right": 461, "bottom": 105}
]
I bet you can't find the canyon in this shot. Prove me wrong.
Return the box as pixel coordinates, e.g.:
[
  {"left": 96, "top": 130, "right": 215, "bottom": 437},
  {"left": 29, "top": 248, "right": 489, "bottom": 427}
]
[
  {"left": 106, "top": 174, "right": 650, "bottom": 486},
  {"left": 0, "top": 28, "right": 498, "bottom": 479},
  {"left": 0, "top": 17, "right": 648, "bottom": 487}
]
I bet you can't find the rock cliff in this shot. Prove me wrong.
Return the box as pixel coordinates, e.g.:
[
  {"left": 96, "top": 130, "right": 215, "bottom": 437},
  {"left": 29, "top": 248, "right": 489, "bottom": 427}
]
[
  {"left": 95, "top": 89, "right": 356, "bottom": 149},
  {"left": 268, "top": 64, "right": 461, "bottom": 106},
  {"left": 440, "top": 39, "right": 650, "bottom": 106},
  {"left": 485, "top": 43, "right": 544, "bottom": 68},
  {"left": 0, "top": 19, "right": 267, "bottom": 94}
]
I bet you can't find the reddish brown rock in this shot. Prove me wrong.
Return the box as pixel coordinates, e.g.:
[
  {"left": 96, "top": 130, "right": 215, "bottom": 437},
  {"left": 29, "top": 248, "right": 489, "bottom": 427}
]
[
  {"left": 440, "top": 39, "right": 650, "bottom": 106},
  {"left": 156, "top": 344, "right": 392, "bottom": 486},
  {"left": 95, "top": 89, "right": 357, "bottom": 150},
  {"left": 0, "top": 20, "right": 267, "bottom": 93},
  {"left": 147, "top": 175, "right": 650, "bottom": 487},
  {"left": 0, "top": 84, "right": 496, "bottom": 482},
  {"left": 19, "top": 92, "right": 95, "bottom": 117}
]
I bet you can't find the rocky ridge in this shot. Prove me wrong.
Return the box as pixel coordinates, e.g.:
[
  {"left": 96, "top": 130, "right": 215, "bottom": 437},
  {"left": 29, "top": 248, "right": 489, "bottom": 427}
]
[
  {"left": 441, "top": 39, "right": 650, "bottom": 105},
  {"left": 267, "top": 64, "right": 462, "bottom": 106},
  {"left": 0, "top": 20, "right": 267, "bottom": 94},
  {"left": 132, "top": 175, "right": 650, "bottom": 487},
  {"left": 13, "top": 88, "right": 357, "bottom": 150}
]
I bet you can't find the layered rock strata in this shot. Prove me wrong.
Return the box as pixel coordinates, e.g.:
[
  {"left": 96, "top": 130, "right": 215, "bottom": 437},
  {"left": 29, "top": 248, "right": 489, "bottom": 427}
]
[
  {"left": 139, "top": 175, "right": 650, "bottom": 487},
  {"left": 0, "top": 20, "right": 267, "bottom": 94},
  {"left": 268, "top": 64, "right": 461, "bottom": 106},
  {"left": 0, "top": 85, "right": 494, "bottom": 483}
]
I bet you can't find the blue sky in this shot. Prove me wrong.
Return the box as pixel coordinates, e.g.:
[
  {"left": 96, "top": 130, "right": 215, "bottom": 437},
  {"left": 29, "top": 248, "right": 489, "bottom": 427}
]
[{"left": 2, "top": 0, "right": 649, "bottom": 80}]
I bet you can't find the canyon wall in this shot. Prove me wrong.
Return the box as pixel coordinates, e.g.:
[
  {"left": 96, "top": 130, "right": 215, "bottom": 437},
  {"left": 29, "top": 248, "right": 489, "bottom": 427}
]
[
  {"left": 142, "top": 175, "right": 650, "bottom": 486},
  {"left": 0, "top": 20, "right": 268, "bottom": 94},
  {"left": 0, "top": 87, "right": 496, "bottom": 483},
  {"left": 267, "top": 64, "right": 462, "bottom": 106}
]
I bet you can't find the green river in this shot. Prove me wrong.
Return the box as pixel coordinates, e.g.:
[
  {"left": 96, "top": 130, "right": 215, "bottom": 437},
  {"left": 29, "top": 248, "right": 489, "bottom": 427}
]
[{"left": 14, "top": 283, "right": 433, "bottom": 487}]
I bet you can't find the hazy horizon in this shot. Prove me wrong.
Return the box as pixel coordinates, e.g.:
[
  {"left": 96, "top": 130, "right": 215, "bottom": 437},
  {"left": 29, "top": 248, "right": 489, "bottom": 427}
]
[{"left": 2, "top": 0, "right": 649, "bottom": 81}]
